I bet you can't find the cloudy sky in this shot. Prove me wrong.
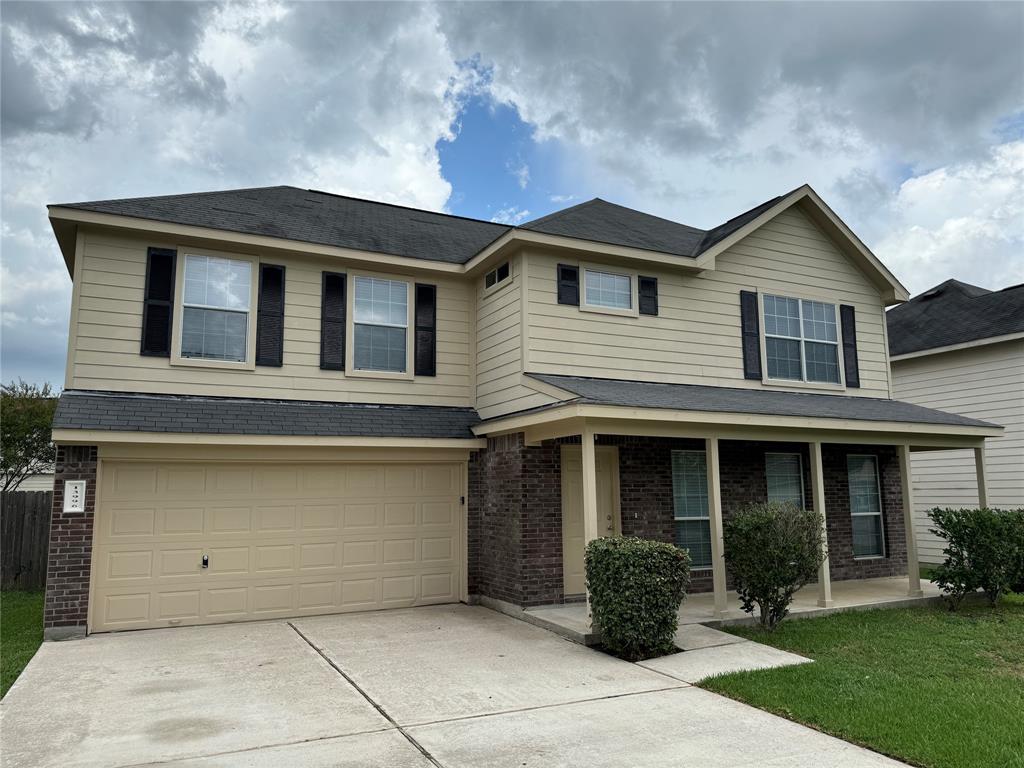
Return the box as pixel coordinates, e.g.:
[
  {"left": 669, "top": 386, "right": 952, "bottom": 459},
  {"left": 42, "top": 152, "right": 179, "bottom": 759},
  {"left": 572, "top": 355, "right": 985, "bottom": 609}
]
[{"left": 2, "top": 1, "right": 1022, "bottom": 386}]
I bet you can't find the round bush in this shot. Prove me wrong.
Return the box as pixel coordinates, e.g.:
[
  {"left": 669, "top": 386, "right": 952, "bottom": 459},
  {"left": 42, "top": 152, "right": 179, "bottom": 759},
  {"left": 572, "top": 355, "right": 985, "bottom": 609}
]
[
  {"left": 585, "top": 537, "right": 690, "bottom": 661},
  {"left": 724, "top": 501, "right": 826, "bottom": 631}
]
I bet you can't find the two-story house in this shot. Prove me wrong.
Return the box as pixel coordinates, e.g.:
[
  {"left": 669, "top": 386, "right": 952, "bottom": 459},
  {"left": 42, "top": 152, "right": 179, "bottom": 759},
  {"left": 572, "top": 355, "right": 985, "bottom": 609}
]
[
  {"left": 43, "top": 184, "right": 1000, "bottom": 640},
  {"left": 888, "top": 280, "right": 1024, "bottom": 564}
]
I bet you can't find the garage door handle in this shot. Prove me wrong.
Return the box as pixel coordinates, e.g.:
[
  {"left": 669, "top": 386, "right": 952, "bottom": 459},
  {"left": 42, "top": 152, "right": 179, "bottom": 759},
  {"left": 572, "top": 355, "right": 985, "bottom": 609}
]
[{"left": 202, "top": 554, "right": 209, "bottom": 569}]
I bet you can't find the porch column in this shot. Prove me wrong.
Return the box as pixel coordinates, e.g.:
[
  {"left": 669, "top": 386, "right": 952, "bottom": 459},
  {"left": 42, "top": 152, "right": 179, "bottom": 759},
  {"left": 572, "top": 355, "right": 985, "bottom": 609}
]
[
  {"left": 808, "top": 441, "right": 833, "bottom": 608},
  {"left": 899, "top": 444, "right": 923, "bottom": 598},
  {"left": 974, "top": 446, "right": 989, "bottom": 508},
  {"left": 581, "top": 423, "right": 600, "bottom": 627},
  {"left": 705, "top": 437, "right": 729, "bottom": 619}
]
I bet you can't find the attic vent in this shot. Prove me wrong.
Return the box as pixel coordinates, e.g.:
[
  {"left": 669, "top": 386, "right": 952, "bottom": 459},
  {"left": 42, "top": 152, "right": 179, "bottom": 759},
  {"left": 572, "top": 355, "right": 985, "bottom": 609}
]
[{"left": 921, "top": 289, "right": 942, "bottom": 299}]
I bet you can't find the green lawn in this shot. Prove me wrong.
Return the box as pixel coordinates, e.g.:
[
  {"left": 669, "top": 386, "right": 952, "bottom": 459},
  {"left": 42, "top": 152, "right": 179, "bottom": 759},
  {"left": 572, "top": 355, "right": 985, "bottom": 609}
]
[
  {"left": 1, "top": 591, "right": 44, "bottom": 698},
  {"left": 702, "top": 595, "right": 1024, "bottom": 768}
]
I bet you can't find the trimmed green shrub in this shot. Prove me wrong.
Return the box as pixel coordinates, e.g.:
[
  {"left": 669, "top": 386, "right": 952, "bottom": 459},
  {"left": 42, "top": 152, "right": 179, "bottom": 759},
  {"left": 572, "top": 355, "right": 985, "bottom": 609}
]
[
  {"left": 585, "top": 537, "right": 690, "bottom": 661},
  {"left": 724, "top": 501, "right": 826, "bottom": 631},
  {"left": 929, "top": 507, "right": 1024, "bottom": 609}
]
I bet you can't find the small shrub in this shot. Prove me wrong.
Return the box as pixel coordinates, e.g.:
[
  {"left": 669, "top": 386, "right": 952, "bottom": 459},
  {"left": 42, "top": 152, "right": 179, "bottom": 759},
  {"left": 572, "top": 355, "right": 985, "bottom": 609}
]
[
  {"left": 929, "top": 507, "right": 1024, "bottom": 609},
  {"left": 585, "top": 537, "right": 690, "bottom": 661},
  {"left": 724, "top": 502, "right": 826, "bottom": 631}
]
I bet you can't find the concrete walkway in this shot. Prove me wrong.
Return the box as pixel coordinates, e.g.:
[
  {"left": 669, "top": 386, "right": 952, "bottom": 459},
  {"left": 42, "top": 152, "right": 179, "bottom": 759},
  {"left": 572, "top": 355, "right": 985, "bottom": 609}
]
[{"left": 0, "top": 605, "right": 904, "bottom": 767}]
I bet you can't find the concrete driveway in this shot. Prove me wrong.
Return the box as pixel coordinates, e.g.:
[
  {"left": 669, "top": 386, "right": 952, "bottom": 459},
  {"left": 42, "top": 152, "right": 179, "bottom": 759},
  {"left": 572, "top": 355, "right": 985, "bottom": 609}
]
[{"left": 0, "top": 604, "right": 904, "bottom": 767}]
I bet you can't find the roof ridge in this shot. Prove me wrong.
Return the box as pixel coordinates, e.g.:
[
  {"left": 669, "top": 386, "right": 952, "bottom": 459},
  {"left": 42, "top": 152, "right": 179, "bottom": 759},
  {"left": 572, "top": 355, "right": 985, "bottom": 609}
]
[
  {"left": 519, "top": 198, "right": 605, "bottom": 228},
  {"left": 304, "top": 188, "right": 512, "bottom": 229},
  {"left": 52, "top": 185, "right": 292, "bottom": 210}
]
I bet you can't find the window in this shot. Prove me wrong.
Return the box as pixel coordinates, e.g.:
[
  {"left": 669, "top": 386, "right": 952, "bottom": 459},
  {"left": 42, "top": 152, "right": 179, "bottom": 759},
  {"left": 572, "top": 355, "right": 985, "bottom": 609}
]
[
  {"left": 180, "top": 254, "right": 252, "bottom": 362},
  {"left": 584, "top": 269, "right": 632, "bottom": 310},
  {"left": 848, "top": 455, "right": 885, "bottom": 557},
  {"left": 353, "top": 276, "right": 409, "bottom": 373},
  {"left": 763, "top": 295, "right": 841, "bottom": 384},
  {"left": 485, "top": 261, "right": 511, "bottom": 290},
  {"left": 671, "top": 450, "right": 711, "bottom": 569},
  {"left": 766, "top": 453, "right": 804, "bottom": 507}
]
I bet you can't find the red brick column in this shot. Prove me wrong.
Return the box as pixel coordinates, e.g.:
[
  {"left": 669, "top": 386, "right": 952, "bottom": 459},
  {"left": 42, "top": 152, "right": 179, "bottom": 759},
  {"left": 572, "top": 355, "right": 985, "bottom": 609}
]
[{"left": 43, "top": 445, "right": 98, "bottom": 640}]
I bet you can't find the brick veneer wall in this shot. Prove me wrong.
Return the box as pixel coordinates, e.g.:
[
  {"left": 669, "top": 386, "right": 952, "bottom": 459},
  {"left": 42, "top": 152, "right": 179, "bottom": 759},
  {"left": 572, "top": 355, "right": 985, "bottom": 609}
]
[
  {"left": 468, "top": 433, "right": 908, "bottom": 606},
  {"left": 43, "top": 445, "right": 98, "bottom": 639}
]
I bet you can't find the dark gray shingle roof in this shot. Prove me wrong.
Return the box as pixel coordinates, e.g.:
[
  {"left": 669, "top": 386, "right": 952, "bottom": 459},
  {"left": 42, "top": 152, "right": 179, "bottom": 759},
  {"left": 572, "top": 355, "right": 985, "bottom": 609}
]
[
  {"left": 54, "top": 391, "right": 481, "bottom": 439},
  {"left": 56, "top": 186, "right": 511, "bottom": 265},
  {"left": 521, "top": 199, "right": 706, "bottom": 256},
  {"left": 54, "top": 186, "right": 794, "bottom": 264},
  {"left": 526, "top": 374, "right": 998, "bottom": 429},
  {"left": 887, "top": 280, "right": 1024, "bottom": 357}
]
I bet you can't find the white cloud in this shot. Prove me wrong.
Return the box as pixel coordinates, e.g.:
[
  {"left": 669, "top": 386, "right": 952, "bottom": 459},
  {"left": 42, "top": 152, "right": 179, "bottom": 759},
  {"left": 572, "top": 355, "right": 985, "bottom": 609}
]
[
  {"left": 508, "top": 161, "right": 530, "bottom": 190},
  {"left": 490, "top": 206, "right": 531, "bottom": 225},
  {"left": 873, "top": 141, "right": 1024, "bottom": 294}
]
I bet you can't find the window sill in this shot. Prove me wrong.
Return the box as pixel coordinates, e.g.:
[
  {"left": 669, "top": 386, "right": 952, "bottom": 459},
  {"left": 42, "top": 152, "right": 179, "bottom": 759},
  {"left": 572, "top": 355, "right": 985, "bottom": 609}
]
[
  {"left": 344, "top": 367, "right": 414, "bottom": 381},
  {"left": 761, "top": 377, "right": 845, "bottom": 393},
  {"left": 853, "top": 555, "right": 886, "bottom": 561},
  {"left": 170, "top": 355, "right": 255, "bottom": 372},
  {"left": 580, "top": 303, "right": 639, "bottom": 318}
]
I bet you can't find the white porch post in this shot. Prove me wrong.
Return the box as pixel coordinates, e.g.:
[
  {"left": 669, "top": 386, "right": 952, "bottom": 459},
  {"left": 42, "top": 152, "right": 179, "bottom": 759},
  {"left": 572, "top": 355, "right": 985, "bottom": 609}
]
[
  {"left": 705, "top": 437, "right": 729, "bottom": 620},
  {"left": 899, "top": 444, "right": 923, "bottom": 598},
  {"left": 809, "top": 441, "right": 833, "bottom": 608},
  {"left": 974, "top": 445, "right": 989, "bottom": 508},
  {"left": 581, "top": 423, "right": 600, "bottom": 627}
]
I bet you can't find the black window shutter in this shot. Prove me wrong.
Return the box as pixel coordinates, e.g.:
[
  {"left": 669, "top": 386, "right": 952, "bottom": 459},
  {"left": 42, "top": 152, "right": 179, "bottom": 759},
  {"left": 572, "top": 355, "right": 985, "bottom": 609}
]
[
  {"left": 840, "top": 304, "right": 860, "bottom": 388},
  {"left": 415, "top": 283, "right": 437, "bottom": 377},
  {"left": 141, "top": 247, "right": 176, "bottom": 357},
  {"left": 739, "top": 290, "right": 762, "bottom": 380},
  {"left": 256, "top": 264, "right": 285, "bottom": 367},
  {"left": 638, "top": 276, "right": 659, "bottom": 316},
  {"left": 320, "top": 272, "right": 346, "bottom": 371},
  {"left": 557, "top": 264, "right": 579, "bottom": 306}
]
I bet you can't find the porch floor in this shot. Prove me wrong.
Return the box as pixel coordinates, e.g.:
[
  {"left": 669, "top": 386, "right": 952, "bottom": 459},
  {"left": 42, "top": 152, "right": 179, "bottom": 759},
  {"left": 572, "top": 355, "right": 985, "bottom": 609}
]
[{"left": 523, "top": 576, "right": 943, "bottom": 645}]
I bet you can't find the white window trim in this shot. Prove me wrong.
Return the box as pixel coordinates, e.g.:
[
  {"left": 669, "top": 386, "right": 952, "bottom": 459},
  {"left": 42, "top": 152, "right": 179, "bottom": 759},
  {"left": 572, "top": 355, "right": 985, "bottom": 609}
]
[
  {"left": 580, "top": 263, "right": 639, "bottom": 318},
  {"left": 848, "top": 453, "right": 886, "bottom": 560},
  {"left": 483, "top": 260, "right": 513, "bottom": 296},
  {"left": 171, "top": 248, "right": 258, "bottom": 370},
  {"left": 671, "top": 449, "right": 712, "bottom": 571},
  {"left": 765, "top": 452, "right": 805, "bottom": 508},
  {"left": 757, "top": 290, "right": 846, "bottom": 392},
  {"left": 344, "top": 271, "right": 414, "bottom": 380}
]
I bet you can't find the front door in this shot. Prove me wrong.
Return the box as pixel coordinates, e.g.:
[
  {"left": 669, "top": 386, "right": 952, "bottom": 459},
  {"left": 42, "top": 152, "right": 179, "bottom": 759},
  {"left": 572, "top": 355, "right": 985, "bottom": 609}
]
[{"left": 561, "top": 445, "right": 620, "bottom": 596}]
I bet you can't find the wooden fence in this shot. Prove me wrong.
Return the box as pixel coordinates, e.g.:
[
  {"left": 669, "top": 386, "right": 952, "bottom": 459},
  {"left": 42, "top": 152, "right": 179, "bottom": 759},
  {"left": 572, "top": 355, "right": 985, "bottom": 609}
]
[{"left": 1, "top": 491, "right": 52, "bottom": 591}]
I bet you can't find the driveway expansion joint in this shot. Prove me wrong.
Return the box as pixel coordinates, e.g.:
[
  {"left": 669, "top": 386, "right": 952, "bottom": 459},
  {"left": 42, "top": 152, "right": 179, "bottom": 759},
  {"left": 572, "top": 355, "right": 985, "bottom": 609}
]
[{"left": 287, "top": 621, "right": 446, "bottom": 768}]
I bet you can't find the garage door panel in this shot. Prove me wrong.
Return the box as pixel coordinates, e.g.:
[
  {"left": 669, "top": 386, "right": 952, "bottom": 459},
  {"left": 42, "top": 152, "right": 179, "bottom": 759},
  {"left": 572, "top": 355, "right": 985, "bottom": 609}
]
[{"left": 92, "top": 460, "right": 463, "bottom": 632}]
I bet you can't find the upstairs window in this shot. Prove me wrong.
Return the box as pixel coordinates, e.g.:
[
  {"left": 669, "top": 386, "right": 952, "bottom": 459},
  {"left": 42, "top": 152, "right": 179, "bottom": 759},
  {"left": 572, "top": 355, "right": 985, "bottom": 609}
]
[
  {"left": 353, "top": 276, "right": 409, "bottom": 373},
  {"left": 584, "top": 268, "right": 632, "bottom": 310},
  {"left": 763, "top": 295, "right": 840, "bottom": 384},
  {"left": 180, "top": 255, "right": 252, "bottom": 363},
  {"left": 485, "top": 261, "right": 511, "bottom": 290}
]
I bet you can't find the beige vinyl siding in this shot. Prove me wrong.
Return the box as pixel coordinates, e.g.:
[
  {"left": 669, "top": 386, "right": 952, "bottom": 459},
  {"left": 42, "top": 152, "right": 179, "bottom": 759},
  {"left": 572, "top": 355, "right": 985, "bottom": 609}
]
[
  {"left": 70, "top": 228, "right": 472, "bottom": 406},
  {"left": 475, "top": 256, "right": 555, "bottom": 420},
  {"left": 525, "top": 206, "right": 891, "bottom": 397},
  {"left": 892, "top": 340, "right": 1024, "bottom": 563}
]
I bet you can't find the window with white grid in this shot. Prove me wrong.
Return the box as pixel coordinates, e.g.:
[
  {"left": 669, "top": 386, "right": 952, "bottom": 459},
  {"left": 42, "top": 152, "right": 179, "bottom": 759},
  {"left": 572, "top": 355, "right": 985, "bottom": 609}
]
[
  {"left": 763, "top": 294, "right": 841, "bottom": 384},
  {"left": 671, "top": 450, "right": 711, "bottom": 569},
  {"left": 766, "top": 452, "right": 804, "bottom": 508},
  {"left": 848, "top": 454, "right": 885, "bottom": 558}
]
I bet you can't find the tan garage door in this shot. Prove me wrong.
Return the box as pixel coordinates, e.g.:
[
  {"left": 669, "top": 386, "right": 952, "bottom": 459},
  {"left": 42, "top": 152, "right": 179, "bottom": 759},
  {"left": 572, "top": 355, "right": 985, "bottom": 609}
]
[{"left": 91, "top": 460, "right": 463, "bottom": 632}]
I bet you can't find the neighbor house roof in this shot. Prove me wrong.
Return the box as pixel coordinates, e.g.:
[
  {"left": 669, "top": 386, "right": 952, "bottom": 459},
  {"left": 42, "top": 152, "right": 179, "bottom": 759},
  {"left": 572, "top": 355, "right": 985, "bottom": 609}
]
[
  {"left": 52, "top": 390, "right": 481, "bottom": 439},
  {"left": 526, "top": 374, "right": 997, "bottom": 429},
  {"left": 50, "top": 186, "right": 795, "bottom": 265},
  {"left": 886, "top": 280, "right": 1024, "bottom": 357}
]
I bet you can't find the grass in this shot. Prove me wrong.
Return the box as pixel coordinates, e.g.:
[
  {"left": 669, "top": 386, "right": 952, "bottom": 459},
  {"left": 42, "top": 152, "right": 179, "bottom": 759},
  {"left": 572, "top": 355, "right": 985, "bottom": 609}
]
[
  {"left": 1, "top": 590, "right": 44, "bottom": 698},
  {"left": 701, "top": 594, "right": 1024, "bottom": 768}
]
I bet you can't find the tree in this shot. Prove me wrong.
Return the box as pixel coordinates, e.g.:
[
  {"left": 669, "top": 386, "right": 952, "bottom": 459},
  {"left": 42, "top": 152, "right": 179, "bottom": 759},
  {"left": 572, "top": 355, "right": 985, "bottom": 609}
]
[{"left": 1, "top": 380, "right": 58, "bottom": 492}]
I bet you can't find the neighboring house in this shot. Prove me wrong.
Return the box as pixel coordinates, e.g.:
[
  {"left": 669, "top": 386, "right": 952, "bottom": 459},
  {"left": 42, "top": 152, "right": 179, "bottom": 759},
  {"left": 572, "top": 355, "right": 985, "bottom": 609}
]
[
  {"left": 888, "top": 280, "right": 1024, "bottom": 564},
  {"left": 15, "top": 469, "right": 56, "bottom": 492},
  {"left": 43, "top": 184, "right": 1000, "bottom": 640}
]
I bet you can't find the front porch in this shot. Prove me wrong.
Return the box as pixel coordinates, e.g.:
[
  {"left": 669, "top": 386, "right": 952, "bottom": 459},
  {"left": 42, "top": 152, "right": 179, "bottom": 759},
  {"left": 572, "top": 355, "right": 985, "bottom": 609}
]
[{"left": 518, "top": 575, "right": 944, "bottom": 645}]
